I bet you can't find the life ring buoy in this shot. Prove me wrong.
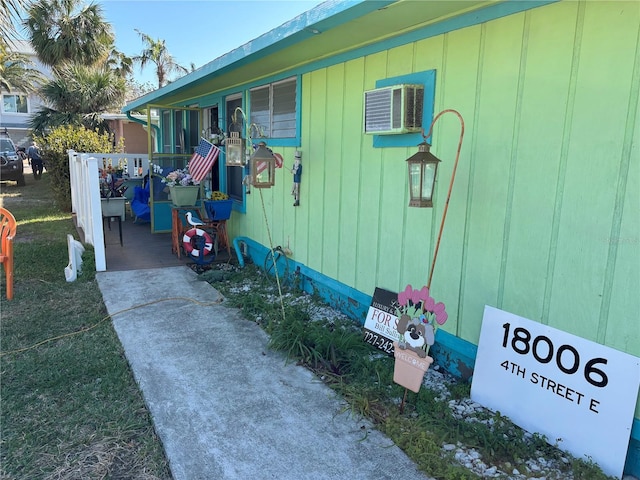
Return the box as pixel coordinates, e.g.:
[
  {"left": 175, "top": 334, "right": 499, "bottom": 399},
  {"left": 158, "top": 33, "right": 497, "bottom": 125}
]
[{"left": 182, "top": 228, "right": 213, "bottom": 257}]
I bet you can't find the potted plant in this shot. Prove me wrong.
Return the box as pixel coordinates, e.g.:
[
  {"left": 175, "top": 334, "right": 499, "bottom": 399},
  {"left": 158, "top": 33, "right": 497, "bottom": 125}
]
[
  {"left": 99, "top": 169, "right": 127, "bottom": 218},
  {"left": 393, "top": 284, "right": 448, "bottom": 393},
  {"left": 204, "top": 191, "right": 233, "bottom": 221},
  {"left": 153, "top": 164, "right": 201, "bottom": 206}
]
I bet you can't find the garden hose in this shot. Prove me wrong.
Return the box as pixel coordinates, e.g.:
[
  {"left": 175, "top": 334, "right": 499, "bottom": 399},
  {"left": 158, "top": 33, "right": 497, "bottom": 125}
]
[{"left": 0, "top": 296, "right": 223, "bottom": 357}]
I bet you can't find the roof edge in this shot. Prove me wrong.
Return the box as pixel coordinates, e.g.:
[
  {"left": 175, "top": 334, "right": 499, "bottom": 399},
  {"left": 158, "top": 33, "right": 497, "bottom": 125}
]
[{"left": 122, "top": 0, "right": 394, "bottom": 112}]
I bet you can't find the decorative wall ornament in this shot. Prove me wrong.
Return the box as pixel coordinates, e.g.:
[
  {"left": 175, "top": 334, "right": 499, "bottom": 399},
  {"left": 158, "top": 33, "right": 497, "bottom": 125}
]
[
  {"left": 250, "top": 141, "right": 276, "bottom": 188},
  {"left": 393, "top": 284, "right": 448, "bottom": 399},
  {"left": 290, "top": 150, "right": 302, "bottom": 206},
  {"left": 226, "top": 132, "right": 244, "bottom": 167}
]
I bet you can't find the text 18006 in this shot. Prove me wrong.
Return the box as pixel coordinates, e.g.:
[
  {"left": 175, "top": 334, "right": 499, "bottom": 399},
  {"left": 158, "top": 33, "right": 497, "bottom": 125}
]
[{"left": 501, "top": 322, "right": 608, "bottom": 388}]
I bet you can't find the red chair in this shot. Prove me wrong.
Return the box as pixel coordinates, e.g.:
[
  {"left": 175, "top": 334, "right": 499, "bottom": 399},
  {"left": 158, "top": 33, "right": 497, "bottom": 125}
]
[{"left": 0, "top": 207, "right": 17, "bottom": 300}]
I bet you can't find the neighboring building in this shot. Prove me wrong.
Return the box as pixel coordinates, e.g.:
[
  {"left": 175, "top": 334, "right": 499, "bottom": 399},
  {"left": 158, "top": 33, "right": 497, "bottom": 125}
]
[
  {"left": 0, "top": 41, "right": 154, "bottom": 153},
  {"left": 0, "top": 40, "right": 50, "bottom": 148},
  {"left": 122, "top": 1, "right": 639, "bottom": 476},
  {"left": 103, "top": 113, "right": 159, "bottom": 153}
]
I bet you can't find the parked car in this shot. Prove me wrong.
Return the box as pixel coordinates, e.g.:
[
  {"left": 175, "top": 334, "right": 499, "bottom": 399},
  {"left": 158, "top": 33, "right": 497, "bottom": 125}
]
[{"left": 0, "top": 131, "right": 25, "bottom": 186}]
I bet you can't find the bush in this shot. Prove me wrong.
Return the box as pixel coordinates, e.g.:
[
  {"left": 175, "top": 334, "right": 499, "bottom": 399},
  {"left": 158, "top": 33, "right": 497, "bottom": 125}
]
[{"left": 36, "top": 126, "right": 123, "bottom": 211}]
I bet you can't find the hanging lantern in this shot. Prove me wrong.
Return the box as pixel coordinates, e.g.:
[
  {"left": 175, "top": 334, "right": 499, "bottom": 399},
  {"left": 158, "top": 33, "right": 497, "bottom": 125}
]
[
  {"left": 406, "top": 142, "right": 441, "bottom": 207},
  {"left": 226, "top": 131, "right": 244, "bottom": 167},
  {"left": 250, "top": 142, "right": 276, "bottom": 188}
]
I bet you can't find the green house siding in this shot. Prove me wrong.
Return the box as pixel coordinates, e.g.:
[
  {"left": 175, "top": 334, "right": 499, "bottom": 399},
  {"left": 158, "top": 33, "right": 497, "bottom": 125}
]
[
  {"left": 128, "top": 1, "right": 638, "bottom": 465},
  {"left": 233, "top": 1, "right": 639, "bottom": 413}
]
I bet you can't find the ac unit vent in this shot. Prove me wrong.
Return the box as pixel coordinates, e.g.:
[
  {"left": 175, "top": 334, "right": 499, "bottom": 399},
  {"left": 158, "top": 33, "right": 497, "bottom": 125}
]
[{"left": 363, "top": 84, "right": 424, "bottom": 135}]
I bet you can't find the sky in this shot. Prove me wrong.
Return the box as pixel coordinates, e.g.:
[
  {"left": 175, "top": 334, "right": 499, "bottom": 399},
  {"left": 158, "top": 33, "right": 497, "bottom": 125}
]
[{"left": 98, "top": 0, "right": 324, "bottom": 86}]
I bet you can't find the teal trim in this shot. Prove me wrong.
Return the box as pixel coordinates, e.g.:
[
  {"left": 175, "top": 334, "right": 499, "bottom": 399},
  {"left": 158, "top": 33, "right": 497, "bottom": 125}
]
[
  {"left": 152, "top": 202, "right": 173, "bottom": 232},
  {"left": 240, "top": 164, "right": 249, "bottom": 213},
  {"left": 627, "top": 427, "right": 640, "bottom": 477},
  {"left": 266, "top": 138, "right": 299, "bottom": 147},
  {"left": 296, "top": 77, "right": 302, "bottom": 145},
  {"left": 371, "top": 70, "right": 436, "bottom": 148},
  {"left": 123, "top": 1, "right": 390, "bottom": 112},
  {"left": 171, "top": 1, "right": 555, "bottom": 142},
  {"left": 292, "top": 2, "right": 557, "bottom": 80},
  {"left": 124, "top": 1, "right": 556, "bottom": 113}
]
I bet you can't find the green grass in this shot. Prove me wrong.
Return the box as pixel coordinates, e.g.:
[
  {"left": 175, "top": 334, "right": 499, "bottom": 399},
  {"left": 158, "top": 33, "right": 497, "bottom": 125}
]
[{"left": 1, "top": 176, "right": 171, "bottom": 479}]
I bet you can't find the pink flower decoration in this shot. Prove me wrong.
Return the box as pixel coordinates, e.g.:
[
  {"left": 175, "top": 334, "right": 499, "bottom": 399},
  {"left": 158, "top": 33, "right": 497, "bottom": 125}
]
[
  {"left": 432, "top": 302, "right": 448, "bottom": 325},
  {"left": 424, "top": 295, "right": 435, "bottom": 312},
  {"left": 398, "top": 285, "right": 413, "bottom": 307},
  {"left": 414, "top": 286, "right": 429, "bottom": 304},
  {"left": 399, "top": 285, "right": 431, "bottom": 306},
  {"left": 398, "top": 284, "right": 447, "bottom": 325}
]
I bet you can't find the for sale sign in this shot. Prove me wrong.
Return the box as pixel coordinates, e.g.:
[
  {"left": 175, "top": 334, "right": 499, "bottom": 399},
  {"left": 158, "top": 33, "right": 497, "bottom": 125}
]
[
  {"left": 471, "top": 306, "right": 640, "bottom": 479},
  {"left": 363, "top": 287, "right": 399, "bottom": 355}
]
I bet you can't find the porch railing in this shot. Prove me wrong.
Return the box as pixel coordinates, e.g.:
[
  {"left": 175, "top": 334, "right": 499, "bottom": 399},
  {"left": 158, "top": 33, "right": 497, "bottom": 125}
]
[{"left": 68, "top": 150, "right": 149, "bottom": 272}]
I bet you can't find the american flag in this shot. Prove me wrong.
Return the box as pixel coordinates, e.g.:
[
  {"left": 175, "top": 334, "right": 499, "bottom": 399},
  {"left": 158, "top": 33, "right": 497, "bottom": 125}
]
[{"left": 189, "top": 138, "right": 220, "bottom": 183}]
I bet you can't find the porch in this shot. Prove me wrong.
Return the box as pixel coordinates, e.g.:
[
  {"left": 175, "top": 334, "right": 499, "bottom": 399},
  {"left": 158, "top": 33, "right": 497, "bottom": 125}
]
[
  {"left": 100, "top": 213, "right": 234, "bottom": 272},
  {"left": 69, "top": 150, "right": 234, "bottom": 272}
]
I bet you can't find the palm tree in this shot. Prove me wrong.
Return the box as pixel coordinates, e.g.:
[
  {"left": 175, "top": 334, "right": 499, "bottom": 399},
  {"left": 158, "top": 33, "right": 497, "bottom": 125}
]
[
  {"left": 0, "top": 0, "right": 27, "bottom": 48},
  {"left": 30, "top": 63, "right": 125, "bottom": 134},
  {"left": 106, "top": 48, "right": 133, "bottom": 78},
  {"left": 0, "top": 44, "right": 47, "bottom": 93},
  {"left": 132, "top": 29, "right": 187, "bottom": 88},
  {"left": 24, "top": 0, "right": 113, "bottom": 69}
]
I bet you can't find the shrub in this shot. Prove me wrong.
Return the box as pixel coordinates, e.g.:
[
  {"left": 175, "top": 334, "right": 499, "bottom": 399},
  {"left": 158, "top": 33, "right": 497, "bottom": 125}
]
[{"left": 36, "top": 126, "right": 123, "bottom": 211}]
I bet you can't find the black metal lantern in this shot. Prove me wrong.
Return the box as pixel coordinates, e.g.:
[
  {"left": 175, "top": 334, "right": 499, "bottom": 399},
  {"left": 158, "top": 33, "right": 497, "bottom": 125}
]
[
  {"left": 406, "top": 142, "right": 441, "bottom": 207},
  {"left": 226, "top": 131, "right": 245, "bottom": 167},
  {"left": 250, "top": 142, "right": 276, "bottom": 188}
]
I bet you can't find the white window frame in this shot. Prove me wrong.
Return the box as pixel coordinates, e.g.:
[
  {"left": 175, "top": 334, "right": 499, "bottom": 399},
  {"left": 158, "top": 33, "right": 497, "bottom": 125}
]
[{"left": 2, "top": 94, "right": 29, "bottom": 114}]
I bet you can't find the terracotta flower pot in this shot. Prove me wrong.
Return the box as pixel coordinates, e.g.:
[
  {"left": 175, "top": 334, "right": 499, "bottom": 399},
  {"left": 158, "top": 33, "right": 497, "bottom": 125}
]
[{"left": 393, "top": 341, "right": 434, "bottom": 393}]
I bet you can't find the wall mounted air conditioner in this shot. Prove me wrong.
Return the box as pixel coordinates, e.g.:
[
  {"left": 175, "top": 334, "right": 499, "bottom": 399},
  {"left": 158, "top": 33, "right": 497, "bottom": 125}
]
[{"left": 363, "top": 84, "right": 424, "bottom": 135}]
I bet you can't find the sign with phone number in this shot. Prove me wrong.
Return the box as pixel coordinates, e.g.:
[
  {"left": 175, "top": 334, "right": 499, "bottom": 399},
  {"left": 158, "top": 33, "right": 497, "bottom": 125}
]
[
  {"left": 362, "top": 287, "right": 400, "bottom": 355},
  {"left": 471, "top": 306, "right": 640, "bottom": 479}
]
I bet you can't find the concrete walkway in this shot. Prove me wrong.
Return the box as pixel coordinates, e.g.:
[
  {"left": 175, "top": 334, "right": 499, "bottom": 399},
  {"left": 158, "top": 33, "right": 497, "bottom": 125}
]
[{"left": 96, "top": 266, "right": 433, "bottom": 480}]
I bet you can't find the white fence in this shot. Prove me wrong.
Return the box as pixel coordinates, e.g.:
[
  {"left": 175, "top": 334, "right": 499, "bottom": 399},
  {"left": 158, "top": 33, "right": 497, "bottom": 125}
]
[{"left": 68, "top": 150, "right": 149, "bottom": 271}]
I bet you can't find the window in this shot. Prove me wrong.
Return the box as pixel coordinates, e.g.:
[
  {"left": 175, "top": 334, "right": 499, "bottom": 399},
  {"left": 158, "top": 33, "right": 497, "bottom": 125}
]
[
  {"left": 2, "top": 95, "right": 28, "bottom": 113},
  {"left": 250, "top": 77, "right": 296, "bottom": 138}
]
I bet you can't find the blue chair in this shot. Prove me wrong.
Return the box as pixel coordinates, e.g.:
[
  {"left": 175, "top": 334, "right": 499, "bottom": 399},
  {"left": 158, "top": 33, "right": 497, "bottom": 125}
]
[{"left": 130, "top": 180, "right": 151, "bottom": 223}]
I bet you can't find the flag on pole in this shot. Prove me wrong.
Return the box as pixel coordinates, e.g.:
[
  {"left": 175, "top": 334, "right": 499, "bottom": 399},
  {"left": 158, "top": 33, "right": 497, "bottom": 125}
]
[{"left": 189, "top": 138, "right": 220, "bottom": 183}]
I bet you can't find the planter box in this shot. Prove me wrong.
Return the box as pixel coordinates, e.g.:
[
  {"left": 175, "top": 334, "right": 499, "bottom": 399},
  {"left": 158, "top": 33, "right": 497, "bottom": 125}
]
[
  {"left": 101, "top": 197, "right": 126, "bottom": 220},
  {"left": 204, "top": 199, "right": 233, "bottom": 221},
  {"left": 169, "top": 185, "right": 200, "bottom": 207},
  {"left": 393, "top": 341, "right": 434, "bottom": 393}
]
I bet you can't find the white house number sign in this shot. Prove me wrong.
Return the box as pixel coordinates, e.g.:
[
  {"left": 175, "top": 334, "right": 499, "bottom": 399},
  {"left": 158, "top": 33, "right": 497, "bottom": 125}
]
[{"left": 471, "top": 305, "right": 640, "bottom": 479}]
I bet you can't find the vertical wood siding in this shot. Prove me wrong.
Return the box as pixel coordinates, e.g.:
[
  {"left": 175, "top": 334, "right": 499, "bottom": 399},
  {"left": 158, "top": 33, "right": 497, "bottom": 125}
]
[{"left": 235, "top": 1, "right": 639, "bottom": 393}]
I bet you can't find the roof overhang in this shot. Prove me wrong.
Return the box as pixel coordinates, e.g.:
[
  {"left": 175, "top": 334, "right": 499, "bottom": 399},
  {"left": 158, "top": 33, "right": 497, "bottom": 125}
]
[
  {"left": 122, "top": 0, "right": 502, "bottom": 112},
  {"left": 103, "top": 113, "right": 159, "bottom": 124}
]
